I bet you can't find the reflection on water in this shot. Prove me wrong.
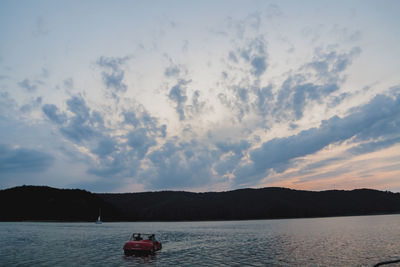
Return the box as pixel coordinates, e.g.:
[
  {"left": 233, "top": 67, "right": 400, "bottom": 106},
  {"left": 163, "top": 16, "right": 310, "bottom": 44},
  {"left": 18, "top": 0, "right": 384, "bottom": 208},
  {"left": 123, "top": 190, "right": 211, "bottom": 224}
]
[{"left": 1, "top": 214, "right": 400, "bottom": 266}]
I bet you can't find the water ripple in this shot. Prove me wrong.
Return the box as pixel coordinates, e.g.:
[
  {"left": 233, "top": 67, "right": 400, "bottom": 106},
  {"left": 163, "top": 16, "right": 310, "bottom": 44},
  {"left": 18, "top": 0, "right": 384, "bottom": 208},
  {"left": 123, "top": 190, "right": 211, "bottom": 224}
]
[{"left": 1, "top": 215, "right": 400, "bottom": 266}]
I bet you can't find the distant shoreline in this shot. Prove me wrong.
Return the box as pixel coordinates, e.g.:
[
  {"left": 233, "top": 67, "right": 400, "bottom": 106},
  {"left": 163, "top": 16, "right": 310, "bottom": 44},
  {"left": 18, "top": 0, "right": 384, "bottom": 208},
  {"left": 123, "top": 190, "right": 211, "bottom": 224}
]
[
  {"left": 1, "top": 211, "right": 400, "bottom": 223},
  {"left": 2, "top": 185, "right": 400, "bottom": 222}
]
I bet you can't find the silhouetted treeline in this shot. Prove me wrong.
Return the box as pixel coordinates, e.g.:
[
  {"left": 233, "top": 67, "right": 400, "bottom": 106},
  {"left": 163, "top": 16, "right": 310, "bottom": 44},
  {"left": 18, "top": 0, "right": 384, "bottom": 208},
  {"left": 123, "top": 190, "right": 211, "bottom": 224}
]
[
  {"left": 1, "top": 186, "right": 400, "bottom": 221},
  {"left": 99, "top": 187, "right": 400, "bottom": 221},
  {"left": 0, "top": 185, "right": 119, "bottom": 221}
]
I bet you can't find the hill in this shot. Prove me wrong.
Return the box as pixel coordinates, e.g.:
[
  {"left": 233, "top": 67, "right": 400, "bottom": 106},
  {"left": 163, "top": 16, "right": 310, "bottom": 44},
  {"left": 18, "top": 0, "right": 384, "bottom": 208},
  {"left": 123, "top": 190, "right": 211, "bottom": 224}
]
[
  {"left": 0, "top": 185, "right": 119, "bottom": 221},
  {"left": 1, "top": 186, "right": 400, "bottom": 221}
]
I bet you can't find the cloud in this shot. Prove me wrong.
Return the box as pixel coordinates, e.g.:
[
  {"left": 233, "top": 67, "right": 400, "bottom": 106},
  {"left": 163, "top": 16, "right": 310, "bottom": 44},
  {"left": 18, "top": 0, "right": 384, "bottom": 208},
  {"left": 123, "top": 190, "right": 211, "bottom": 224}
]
[
  {"left": 66, "top": 96, "right": 90, "bottom": 120},
  {"left": 251, "top": 56, "right": 267, "bottom": 76},
  {"left": 60, "top": 121, "right": 96, "bottom": 143},
  {"left": 348, "top": 137, "right": 400, "bottom": 155},
  {"left": 214, "top": 140, "right": 251, "bottom": 176},
  {"left": 20, "top": 97, "right": 42, "bottom": 113},
  {"left": 0, "top": 144, "right": 54, "bottom": 173},
  {"left": 307, "top": 47, "right": 361, "bottom": 82},
  {"left": 189, "top": 90, "right": 205, "bottom": 114},
  {"left": 97, "top": 56, "right": 130, "bottom": 93},
  {"left": 164, "top": 65, "right": 181, "bottom": 77},
  {"left": 57, "top": 96, "right": 99, "bottom": 143},
  {"left": 271, "top": 47, "right": 360, "bottom": 121},
  {"left": 43, "top": 95, "right": 101, "bottom": 143},
  {"left": 229, "top": 36, "right": 268, "bottom": 77},
  {"left": 253, "top": 85, "right": 273, "bottom": 116},
  {"left": 234, "top": 93, "right": 400, "bottom": 185},
  {"left": 123, "top": 108, "right": 166, "bottom": 138},
  {"left": 145, "top": 140, "right": 217, "bottom": 190},
  {"left": 168, "top": 79, "right": 189, "bottom": 120},
  {"left": 42, "top": 104, "right": 67, "bottom": 124},
  {"left": 127, "top": 128, "right": 157, "bottom": 159},
  {"left": 41, "top": 95, "right": 167, "bottom": 185},
  {"left": 221, "top": 42, "right": 359, "bottom": 124},
  {"left": 18, "top": 79, "right": 37, "bottom": 92},
  {"left": 91, "top": 137, "right": 117, "bottom": 158},
  {"left": 88, "top": 106, "right": 166, "bottom": 178}
]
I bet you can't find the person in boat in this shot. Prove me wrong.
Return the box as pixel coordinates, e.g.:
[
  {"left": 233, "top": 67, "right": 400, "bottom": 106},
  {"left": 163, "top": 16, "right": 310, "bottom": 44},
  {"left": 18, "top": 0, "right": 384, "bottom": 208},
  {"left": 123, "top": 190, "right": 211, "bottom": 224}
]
[
  {"left": 149, "top": 234, "right": 155, "bottom": 242},
  {"left": 135, "top": 233, "right": 142, "bottom": 241}
]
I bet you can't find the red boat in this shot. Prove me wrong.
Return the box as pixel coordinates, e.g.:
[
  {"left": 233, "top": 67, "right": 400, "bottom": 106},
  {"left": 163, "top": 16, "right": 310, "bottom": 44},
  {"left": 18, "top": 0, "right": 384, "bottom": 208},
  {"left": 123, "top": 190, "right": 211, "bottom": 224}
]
[{"left": 123, "top": 233, "right": 162, "bottom": 255}]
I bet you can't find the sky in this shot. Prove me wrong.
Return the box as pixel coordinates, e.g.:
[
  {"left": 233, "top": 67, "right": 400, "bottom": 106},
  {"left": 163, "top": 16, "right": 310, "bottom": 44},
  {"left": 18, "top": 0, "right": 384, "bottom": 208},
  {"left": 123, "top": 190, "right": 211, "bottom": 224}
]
[{"left": 1, "top": 0, "right": 400, "bottom": 193}]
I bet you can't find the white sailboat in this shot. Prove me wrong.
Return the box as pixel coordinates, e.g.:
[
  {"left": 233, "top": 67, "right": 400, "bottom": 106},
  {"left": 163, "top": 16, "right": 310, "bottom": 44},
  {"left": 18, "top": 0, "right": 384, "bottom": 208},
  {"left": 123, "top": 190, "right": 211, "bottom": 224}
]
[{"left": 96, "top": 209, "right": 102, "bottom": 224}]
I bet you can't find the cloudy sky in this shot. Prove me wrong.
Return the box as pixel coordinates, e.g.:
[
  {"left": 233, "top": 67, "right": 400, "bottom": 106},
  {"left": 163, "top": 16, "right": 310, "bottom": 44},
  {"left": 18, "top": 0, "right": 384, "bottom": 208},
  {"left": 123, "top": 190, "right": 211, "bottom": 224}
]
[{"left": 1, "top": 0, "right": 400, "bottom": 193}]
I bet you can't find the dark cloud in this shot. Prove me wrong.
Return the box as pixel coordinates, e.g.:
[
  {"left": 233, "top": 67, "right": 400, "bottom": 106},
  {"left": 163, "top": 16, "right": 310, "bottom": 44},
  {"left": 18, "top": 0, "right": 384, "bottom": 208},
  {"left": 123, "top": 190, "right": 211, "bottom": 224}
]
[
  {"left": 146, "top": 140, "right": 217, "bottom": 190},
  {"left": 251, "top": 56, "right": 267, "bottom": 76},
  {"left": 230, "top": 36, "right": 268, "bottom": 77},
  {"left": 234, "top": 93, "right": 400, "bottom": 185},
  {"left": 253, "top": 85, "right": 273, "bottom": 115},
  {"left": 0, "top": 144, "right": 54, "bottom": 173},
  {"left": 214, "top": 140, "right": 251, "bottom": 176},
  {"left": 164, "top": 65, "right": 181, "bottom": 77},
  {"left": 42, "top": 104, "right": 67, "bottom": 124},
  {"left": 97, "top": 56, "right": 130, "bottom": 93},
  {"left": 190, "top": 90, "right": 205, "bottom": 114},
  {"left": 328, "top": 92, "right": 351, "bottom": 108},
  {"left": 91, "top": 138, "right": 117, "bottom": 158},
  {"left": 87, "top": 105, "right": 166, "bottom": 178},
  {"left": 43, "top": 96, "right": 100, "bottom": 143},
  {"left": 54, "top": 96, "right": 99, "bottom": 143},
  {"left": 218, "top": 37, "right": 271, "bottom": 122},
  {"left": 66, "top": 96, "right": 90, "bottom": 120},
  {"left": 270, "top": 47, "right": 359, "bottom": 121},
  {"left": 42, "top": 95, "right": 167, "bottom": 184},
  {"left": 18, "top": 79, "right": 37, "bottom": 92},
  {"left": 20, "top": 97, "right": 42, "bottom": 113},
  {"left": 168, "top": 79, "right": 189, "bottom": 120},
  {"left": 276, "top": 81, "right": 339, "bottom": 120},
  {"left": 123, "top": 108, "right": 166, "bottom": 138},
  {"left": 88, "top": 149, "right": 137, "bottom": 177},
  {"left": 60, "top": 120, "right": 96, "bottom": 143},
  {"left": 237, "top": 88, "right": 249, "bottom": 102},
  {"left": 127, "top": 128, "right": 157, "bottom": 159},
  {"left": 184, "top": 90, "right": 207, "bottom": 118},
  {"left": 307, "top": 47, "right": 361, "bottom": 82},
  {"left": 123, "top": 110, "right": 140, "bottom": 127},
  {"left": 348, "top": 137, "right": 400, "bottom": 155},
  {"left": 303, "top": 157, "right": 344, "bottom": 173},
  {"left": 243, "top": 37, "right": 268, "bottom": 76}
]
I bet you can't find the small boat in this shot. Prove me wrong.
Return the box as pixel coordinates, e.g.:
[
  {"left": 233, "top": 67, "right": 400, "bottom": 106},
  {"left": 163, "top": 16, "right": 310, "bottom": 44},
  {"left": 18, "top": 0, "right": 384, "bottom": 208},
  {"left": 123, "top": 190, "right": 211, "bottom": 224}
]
[
  {"left": 123, "top": 233, "right": 162, "bottom": 255},
  {"left": 95, "top": 209, "right": 102, "bottom": 224}
]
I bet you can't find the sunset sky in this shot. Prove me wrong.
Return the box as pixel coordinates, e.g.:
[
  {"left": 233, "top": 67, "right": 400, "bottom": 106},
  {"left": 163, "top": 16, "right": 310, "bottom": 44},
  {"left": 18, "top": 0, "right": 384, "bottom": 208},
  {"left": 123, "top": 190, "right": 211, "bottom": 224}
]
[{"left": 1, "top": 0, "right": 400, "bottom": 193}]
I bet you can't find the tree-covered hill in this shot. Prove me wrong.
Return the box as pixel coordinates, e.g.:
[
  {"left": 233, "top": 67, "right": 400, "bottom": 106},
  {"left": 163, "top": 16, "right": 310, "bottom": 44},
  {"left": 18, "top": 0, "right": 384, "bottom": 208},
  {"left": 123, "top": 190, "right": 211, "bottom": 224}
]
[{"left": 1, "top": 185, "right": 400, "bottom": 221}]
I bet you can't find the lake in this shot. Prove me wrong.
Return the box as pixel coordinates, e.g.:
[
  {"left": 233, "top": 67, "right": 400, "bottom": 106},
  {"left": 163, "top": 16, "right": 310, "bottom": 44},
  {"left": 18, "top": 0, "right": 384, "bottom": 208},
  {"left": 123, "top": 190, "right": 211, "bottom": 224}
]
[{"left": 1, "top": 214, "right": 400, "bottom": 266}]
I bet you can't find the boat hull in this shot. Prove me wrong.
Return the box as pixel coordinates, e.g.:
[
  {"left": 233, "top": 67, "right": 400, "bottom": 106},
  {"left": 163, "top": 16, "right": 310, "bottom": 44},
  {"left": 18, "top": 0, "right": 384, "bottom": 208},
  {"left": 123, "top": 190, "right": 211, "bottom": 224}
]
[{"left": 123, "top": 240, "right": 162, "bottom": 255}]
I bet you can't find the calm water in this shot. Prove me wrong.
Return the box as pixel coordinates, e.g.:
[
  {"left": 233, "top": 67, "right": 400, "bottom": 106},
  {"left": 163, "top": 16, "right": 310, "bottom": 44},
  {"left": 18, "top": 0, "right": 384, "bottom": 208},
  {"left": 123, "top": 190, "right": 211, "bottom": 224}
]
[{"left": 1, "top": 215, "right": 400, "bottom": 266}]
